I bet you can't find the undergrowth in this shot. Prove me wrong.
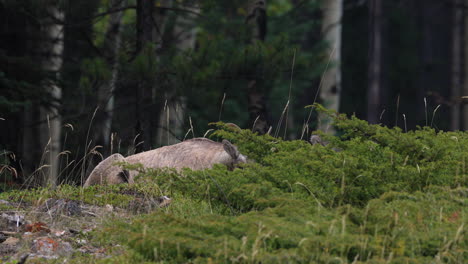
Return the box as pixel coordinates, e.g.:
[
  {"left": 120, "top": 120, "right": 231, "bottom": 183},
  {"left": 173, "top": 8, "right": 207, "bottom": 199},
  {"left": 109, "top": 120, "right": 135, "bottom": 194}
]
[
  {"left": 2, "top": 107, "right": 467, "bottom": 263},
  {"left": 100, "top": 108, "right": 466, "bottom": 263}
]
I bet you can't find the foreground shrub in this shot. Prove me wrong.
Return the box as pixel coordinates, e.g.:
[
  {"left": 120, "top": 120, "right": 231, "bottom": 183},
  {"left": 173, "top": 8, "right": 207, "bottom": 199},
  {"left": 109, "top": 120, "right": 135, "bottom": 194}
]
[
  {"left": 3, "top": 109, "right": 467, "bottom": 263},
  {"left": 100, "top": 111, "right": 467, "bottom": 262},
  {"left": 102, "top": 187, "right": 467, "bottom": 263}
]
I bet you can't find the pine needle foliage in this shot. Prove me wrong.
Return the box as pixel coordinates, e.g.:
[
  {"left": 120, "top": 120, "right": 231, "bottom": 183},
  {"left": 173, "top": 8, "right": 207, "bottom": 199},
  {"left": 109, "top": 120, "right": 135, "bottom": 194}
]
[
  {"left": 2, "top": 106, "right": 466, "bottom": 263},
  {"left": 97, "top": 109, "right": 467, "bottom": 263}
]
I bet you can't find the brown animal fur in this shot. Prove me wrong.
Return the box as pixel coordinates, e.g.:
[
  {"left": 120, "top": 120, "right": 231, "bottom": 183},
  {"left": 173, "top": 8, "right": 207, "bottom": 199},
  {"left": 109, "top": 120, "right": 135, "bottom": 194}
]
[
  {"left": 83, "top": 138, "right": 246, "bottom": 187},
  {"left": 125, "top": 138, "right": 246, "bottom": 178},
  {"left": 83, "top": 153, "right": 131, "bottom": 187}
]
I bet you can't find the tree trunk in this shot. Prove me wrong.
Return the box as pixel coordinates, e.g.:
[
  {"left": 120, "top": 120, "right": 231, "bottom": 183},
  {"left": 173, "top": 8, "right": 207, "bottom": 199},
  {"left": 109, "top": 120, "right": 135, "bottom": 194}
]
[
  {"left": 318, "top": 0, "right": 343, "bottom": 133},
  {"left": 156, "top": 3, "right": 198, "bottom": 145},
  {"left": 451, "top": 0, "right": 462, "bottom": 131},
  {"left": 460, "top": 0, "right": 468, "bottom": 130},
  {"left": 157, "top": 97, "right": 187, "bottom": 145},
  {"left": 136, "top": 0, "right": 154, "bottom": 52},
  {"left": 40, "top": 7, "right": 64, "bottom": 186},
  {"left": 23, "top": 6, "right": 65, "bottom": 187},
  {"left": 153, "top": 0, "right": 172, "bottom": 51},
  {"left": 246, "top": 0, "right": 269, "bottom": 134},
  {"left": 464, "top": 0, "right": 468, "bottom": 130},
  {"left": 135, "top": 0, "right": 155, "bottom": 152},
  {"left": 367, "top": 0, "right": 383, "bottom": 124},
  {"left": 22, "top": 104, "right": 42, "bottom": 184},
  {"left": 93, "top": 0, "right": 126, "bottom": 156}
]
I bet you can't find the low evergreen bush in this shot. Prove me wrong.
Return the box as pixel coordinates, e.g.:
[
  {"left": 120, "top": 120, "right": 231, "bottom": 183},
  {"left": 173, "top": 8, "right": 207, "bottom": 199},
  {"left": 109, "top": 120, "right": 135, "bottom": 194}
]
[
  {"left": 102, "top": 109, "right": 466, "bottom": 263},
  {"left": 2, "top": 108, "right": 466, "bottom": 263}
]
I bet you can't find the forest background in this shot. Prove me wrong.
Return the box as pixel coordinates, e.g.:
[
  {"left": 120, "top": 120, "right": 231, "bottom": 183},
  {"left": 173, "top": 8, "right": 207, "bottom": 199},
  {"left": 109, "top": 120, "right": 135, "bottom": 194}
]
[{"left": 1, "top": 0, "right": 466, "bottom": 186}]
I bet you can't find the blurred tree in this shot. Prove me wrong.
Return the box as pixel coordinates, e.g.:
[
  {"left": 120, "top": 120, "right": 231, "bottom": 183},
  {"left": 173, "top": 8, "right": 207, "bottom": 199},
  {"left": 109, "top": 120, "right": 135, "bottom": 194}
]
[
  {"left": 367, "top": 0, "right": 382, "bottom": 124},
  {"left": 318, "top": 0, "right": 342, "bottom": 133},
  {"left": 464, "top": 0, "right": 468, "bottom": 130},
  {"left": 1, "top": 0, "right": 327, "bottom": 185},
  {"left": 0, "top": 1, "right": 45, "bottom": 185},
  {"left": 40, "top": 5, "right": 64, "bottom": 186},
  {"left": 341, "top": 0, "right": 371, "bottom": 121},
  {"left": 156, "top": 1, "right": 199, "bottom": 146},
  {"left": 451, "top": 0, "right": 463, "bottom": 130},
  {"left": 93, "top": 0, "right": 127, "bottom": 157},
  {"left": 246, "top": 0, "right": 270, "bottom": 134},
  {"left": 135, "top": 0, "right": 156, "bottom": 153},
  {"left": 2, "top": 1, "right": 63, "bottom": 186}
]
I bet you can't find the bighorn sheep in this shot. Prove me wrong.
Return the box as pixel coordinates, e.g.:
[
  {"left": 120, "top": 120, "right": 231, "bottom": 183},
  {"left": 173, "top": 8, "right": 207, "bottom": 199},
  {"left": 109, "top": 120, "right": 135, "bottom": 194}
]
[
  {"left": 83, "top": 153, "right": 131, "bottom": 187},
  {"left": 83, "top": 138, "right": 246, "bottom": 187}
]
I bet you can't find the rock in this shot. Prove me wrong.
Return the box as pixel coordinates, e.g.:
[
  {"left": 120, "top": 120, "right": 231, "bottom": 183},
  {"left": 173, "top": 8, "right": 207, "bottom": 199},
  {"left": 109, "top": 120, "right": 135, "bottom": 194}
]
[
  {"left": 78, "top": 244, "right": 108, "bottom": 258},
  {"left": 105, "top": 204, "right": 114, "bottom": 212},
  {"left": 2, "top": 236, "right": 19, "bottom": 246},
  {"left": 37, "top": 198, "right": 82, "bottom": 217},
  {"left": 0, "top": 231, "right": 17, "bottom": 243},
  {"left": 0, "top": 236, "right": 20, "bottom": 256},
  {"left": 0, "top": 200, "right": 11, "bottom": 205},
  {"left": 31, "top": 236, "right": 73, "bottom": 257},
  {"left": 127, "top": 195, "right": 172, "bottom": 214},
  {"left": 24, "top": 222, "right": 50, "bottom": 233},
  {"left": 31, "top": 237, "right": 58, "bottom": 254},
  {"left": 51, "top": 229, "right": 66, "bottom": 237},
  {"left": 22, "top": 232, "right": 34, "bottom": 239},
  {"left": 0, "top": 231, "right": 17, "bottom": 236},
  {"left": 1, "top": 213, "right": 25, "bottom": 225},
  {"left": 1, "top": 213, "right": 25, "bottom": 231}
]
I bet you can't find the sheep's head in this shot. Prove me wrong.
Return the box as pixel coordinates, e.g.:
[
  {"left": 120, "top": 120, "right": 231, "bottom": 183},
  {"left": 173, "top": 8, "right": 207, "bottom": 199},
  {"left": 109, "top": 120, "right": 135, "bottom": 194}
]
[{"left": 222, "top": 140, "right": 248, "bottom": 169}]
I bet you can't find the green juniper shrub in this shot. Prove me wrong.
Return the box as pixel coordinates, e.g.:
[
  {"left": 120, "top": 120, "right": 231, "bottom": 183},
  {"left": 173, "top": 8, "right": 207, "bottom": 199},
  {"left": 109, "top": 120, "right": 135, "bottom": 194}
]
[
  {"left": 100, "top": 188, "right": 466, "bottom": 263},
  {"left": 125, "top": 113, "right": 467, "bottom": 211},
  {"left": 96, "top": 114, "right": 467, "bottom": 263},
  {"left": 0, "top": 184, "right": 138, "bottom": 208},
  {"left": 2, "top": 110, "right": 466, "bottom": 263}
]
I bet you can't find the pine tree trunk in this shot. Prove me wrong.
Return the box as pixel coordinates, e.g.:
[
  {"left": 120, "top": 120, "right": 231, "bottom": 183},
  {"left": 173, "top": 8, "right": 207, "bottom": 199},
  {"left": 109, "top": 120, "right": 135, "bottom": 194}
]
[
  {"left": 367, "top": 0, "right": 383, "bottom": 124},
  {"left": 451, "top": 0, "right": 462, "bottom": 131},
  {"left": 246, "top": 0, "right": 269, "bottom": 134},
  {"left": 135, "top": 0, "right": 155, "bottom": 152},
  {"left": 23, "top": 7, "right": 64, "bottom": 187},
  {"left": 40, "top": 7, "right": 64, "bottom": 186},
  {"left": 318, "top": 0, "right": 343, "bottom": 133},
  {"left": 93, "top": 0, "right": 126, "bottom": 155},
  {"left": 463, "top": 0, "right": 468, "bottom": 130},
  {"left": 450, "top": 0, "right": 463, "bottom": 131},
  {"left": 156, "top": 3, "right": 198, "bottom": 145},
  {"left": 153, "top": 0, "right": 172, "bottom": 50},
  {"left": 22, "top": 104, "right": 42, "bottom": 184},
  {"left": 136, "top": 0, "right": 154, "bottom": 52}
]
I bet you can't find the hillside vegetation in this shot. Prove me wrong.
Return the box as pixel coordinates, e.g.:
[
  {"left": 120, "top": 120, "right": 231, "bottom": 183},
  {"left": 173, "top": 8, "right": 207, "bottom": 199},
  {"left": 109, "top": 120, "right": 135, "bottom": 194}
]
[{"left": 1, "top": 108, "right": 467, "bottom": 263}]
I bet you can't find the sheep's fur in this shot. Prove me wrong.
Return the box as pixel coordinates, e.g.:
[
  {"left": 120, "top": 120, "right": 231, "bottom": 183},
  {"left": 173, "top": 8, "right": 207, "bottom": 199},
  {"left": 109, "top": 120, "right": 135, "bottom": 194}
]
[
  {"left": 83, "top": 138, "right": 246, "bottom": 187},
  {"left": 83, "top": 153, "right": 131, "bottom": 187},
  {"left": 125, "top": 138, "right": 246, "bottom": 177}
]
